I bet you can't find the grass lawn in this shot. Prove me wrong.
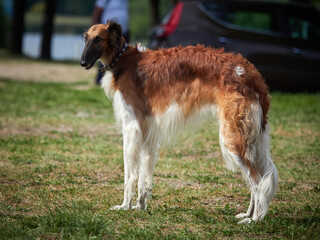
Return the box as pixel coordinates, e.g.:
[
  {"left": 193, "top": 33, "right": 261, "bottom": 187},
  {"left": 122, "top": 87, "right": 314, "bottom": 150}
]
[{"left": 0, "top": 58, "right": 319, "bottom": 239}]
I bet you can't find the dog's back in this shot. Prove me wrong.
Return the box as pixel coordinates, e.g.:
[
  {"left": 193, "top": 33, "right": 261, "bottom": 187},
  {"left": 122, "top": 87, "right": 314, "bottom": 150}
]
[{"left": 113, "top": 45, "right": 269, "bottom": 123}]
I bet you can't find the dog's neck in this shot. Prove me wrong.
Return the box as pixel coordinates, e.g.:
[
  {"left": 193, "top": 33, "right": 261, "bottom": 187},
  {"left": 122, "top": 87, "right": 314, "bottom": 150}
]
[{"left": 99, "top": 42, "right": 129, "bottom": 73}]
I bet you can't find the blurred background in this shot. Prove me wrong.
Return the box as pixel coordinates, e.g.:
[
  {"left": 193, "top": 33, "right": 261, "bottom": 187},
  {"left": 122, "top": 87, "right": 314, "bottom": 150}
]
[
  {"left": 0, "top": 0, "right": 319, "bottom": 90},
  {"left": 0, "top": 0, "right": 172, "bottom": 60}
]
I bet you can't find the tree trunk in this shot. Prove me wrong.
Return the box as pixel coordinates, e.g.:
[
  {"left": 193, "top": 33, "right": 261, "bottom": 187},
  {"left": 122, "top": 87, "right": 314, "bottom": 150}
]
[
  {"left": 150, "top": 0, "right": 159, "bottom": 26},
  {"left": 41, "top": 0, "right": 57, "bottom": 60},
  {"left": 9, "top": 0, "right": 26, "bottom": 55}
]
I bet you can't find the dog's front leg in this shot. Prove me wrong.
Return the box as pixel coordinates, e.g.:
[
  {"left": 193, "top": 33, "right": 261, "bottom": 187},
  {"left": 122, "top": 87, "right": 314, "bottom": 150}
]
[
  {"left": 111, "top": 101, "right": 142, "bottom": 210},
  {"left": 134, "top": 145, "right": 158, "bottom": 210}
]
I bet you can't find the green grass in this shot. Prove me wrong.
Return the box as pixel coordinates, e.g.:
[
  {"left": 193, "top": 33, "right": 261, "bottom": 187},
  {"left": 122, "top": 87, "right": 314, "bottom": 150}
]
[{"left": 0, "top": 76, "right": 319, "bottom": 239}]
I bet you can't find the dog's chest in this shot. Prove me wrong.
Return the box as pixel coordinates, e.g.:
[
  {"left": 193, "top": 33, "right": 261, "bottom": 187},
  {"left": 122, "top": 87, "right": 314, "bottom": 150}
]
[{"left": 101, "top": 71, "right": 116, "bottom": 99}]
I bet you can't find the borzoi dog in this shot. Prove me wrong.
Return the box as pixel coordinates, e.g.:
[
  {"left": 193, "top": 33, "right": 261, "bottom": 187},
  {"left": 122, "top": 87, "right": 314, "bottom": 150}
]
[{"left": 80, "top": 20, "right": 278, "bottom": 224}]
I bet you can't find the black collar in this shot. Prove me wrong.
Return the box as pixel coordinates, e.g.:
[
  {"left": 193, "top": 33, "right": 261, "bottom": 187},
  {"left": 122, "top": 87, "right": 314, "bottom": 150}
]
[{"left": 99, "top": 42, "right": 129, "bottom": 73}]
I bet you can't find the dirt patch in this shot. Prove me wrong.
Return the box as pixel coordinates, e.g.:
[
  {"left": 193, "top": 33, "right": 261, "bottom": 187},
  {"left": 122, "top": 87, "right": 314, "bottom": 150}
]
[
  {"left": 0, "top": 61, "right": 96, "bottom": 83},
  {"left": 0, "top": 120, "right": 117, "bottom": 138},
  {"left": 273, "top": 126, "right": 320, "bottom": 137}
]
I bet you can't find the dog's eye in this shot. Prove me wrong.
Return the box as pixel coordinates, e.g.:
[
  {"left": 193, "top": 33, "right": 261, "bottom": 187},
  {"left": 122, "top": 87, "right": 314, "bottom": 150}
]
[
  {"left": 84, "top": 33, "right": 88, "bottom": 41},
  {"left": 94, "top": 36, "right": 102, "bottom": 43}
]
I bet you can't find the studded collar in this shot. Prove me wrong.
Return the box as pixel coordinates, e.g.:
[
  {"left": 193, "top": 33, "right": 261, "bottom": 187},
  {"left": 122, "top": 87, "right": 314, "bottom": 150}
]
[{"left": 99, "top": 42, "right": 129, "bottom": 73}]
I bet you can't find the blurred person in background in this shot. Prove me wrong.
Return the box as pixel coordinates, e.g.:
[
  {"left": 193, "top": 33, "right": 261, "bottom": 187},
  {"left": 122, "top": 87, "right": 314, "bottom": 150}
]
[{"left": 92, "top": 0, "right": 129, "bottom": 84}]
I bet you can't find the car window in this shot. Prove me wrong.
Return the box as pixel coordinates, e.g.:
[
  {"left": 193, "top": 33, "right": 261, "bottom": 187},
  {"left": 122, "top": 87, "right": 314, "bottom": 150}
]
[
  {"left": 228, "top": 10, "right": 272, "bottom": 32},
  {"left": 201, "top": 3, "right": 279, "bottom": 34},
  {"left": 289, "top": 16, "right": 320, "bottom": 42}
]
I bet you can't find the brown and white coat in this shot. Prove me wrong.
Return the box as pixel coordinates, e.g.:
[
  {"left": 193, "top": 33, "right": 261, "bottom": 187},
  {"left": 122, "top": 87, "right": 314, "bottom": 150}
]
[{"left": 81, "top": 21, "right": 278, "bottom": 223}]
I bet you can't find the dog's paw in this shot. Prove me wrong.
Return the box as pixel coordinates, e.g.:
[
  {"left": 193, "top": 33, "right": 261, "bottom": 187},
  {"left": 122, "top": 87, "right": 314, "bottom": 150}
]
[
  {"left": 238, "top": 217, "right": 261, "bottom": 224},
  {"left": 236, "top": 213, "right": 248, "bottom": 219},
  {"left": 110, "top": 204, "right": 129, "bottom": 210},
  {"left": 131, "top": 205, "right": 140, "bottom": 210},
  {"left": 238, "top": 218, "right": 254, "bottom": 224},
  {"left": 132, "top": 203, "right": 147, "bottom": 210}
]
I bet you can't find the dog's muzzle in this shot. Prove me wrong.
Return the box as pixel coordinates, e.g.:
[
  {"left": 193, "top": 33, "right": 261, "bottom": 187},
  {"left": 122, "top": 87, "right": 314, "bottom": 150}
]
[{"left": 80, "top": 42, "right": 102, "bottom": 70}]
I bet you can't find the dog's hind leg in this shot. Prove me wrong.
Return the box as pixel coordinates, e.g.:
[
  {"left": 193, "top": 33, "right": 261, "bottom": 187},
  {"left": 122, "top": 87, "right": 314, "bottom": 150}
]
[
  {"left": 134, "top": 144, "right": 158, "bottom": 210},
  {"left": 111, "top": 92, "right": 142, "bottom": 210},
  {"left": 240, "top": 126, "right": 278, "bottom": 223},
  {"left": 219, "top": 135, "right": 258, "bottom": 223},
  {"left": 218, "top": 98, "right": 278, "bottom": 223},
  {"left": 236, "top": 127, "right": 278, "bottom": 224},
  {"left": 235, "top": 191, "right": 254, "bottom": 220}
]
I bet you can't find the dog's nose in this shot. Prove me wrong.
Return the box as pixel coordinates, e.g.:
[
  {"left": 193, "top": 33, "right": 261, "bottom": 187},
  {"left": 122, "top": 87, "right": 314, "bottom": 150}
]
[{"left": 80, "top": 59, "right": 87, "bottom": 67}]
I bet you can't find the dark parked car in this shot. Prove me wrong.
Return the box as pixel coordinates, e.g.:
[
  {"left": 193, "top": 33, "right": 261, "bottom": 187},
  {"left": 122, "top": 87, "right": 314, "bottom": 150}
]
[{"left": 148, "top": 0, "right": 320, "bottom": 91}]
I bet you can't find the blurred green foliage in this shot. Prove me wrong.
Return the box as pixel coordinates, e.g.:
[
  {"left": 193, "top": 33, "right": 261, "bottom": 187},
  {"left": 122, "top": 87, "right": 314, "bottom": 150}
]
[{"left": 129, "top": 0, "right": 173, "bottom": 41}]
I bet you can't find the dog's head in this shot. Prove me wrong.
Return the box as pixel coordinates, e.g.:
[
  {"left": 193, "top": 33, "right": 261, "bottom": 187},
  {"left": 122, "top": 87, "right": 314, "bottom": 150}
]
[{"left": 80, "top": 20, "right": 123, "bottom": 70}]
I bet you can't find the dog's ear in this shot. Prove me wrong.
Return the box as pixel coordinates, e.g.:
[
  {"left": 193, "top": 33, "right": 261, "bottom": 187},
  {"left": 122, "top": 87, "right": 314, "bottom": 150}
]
[{"left": 107, "top": 20, "right": 122, "bottom": 41}]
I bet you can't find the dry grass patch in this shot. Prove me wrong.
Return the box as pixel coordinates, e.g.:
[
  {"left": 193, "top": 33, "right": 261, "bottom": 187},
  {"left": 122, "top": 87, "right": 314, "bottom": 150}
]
[{"left": 0, "top": 59, "right": 96, "bottom": 83}]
